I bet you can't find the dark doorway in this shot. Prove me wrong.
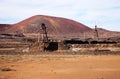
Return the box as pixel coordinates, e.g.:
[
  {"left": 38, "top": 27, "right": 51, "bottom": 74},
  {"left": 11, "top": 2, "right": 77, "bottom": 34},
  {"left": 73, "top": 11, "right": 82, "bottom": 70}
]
[{"left": 45, "top": 42, "right": 58, "bottom": 51}]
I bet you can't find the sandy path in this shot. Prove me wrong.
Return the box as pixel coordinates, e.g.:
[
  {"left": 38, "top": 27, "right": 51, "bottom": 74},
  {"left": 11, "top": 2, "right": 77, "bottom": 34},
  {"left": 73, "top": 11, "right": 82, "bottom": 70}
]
[{"left": 0, "top": 55, "right": 120, "bottom": 79}]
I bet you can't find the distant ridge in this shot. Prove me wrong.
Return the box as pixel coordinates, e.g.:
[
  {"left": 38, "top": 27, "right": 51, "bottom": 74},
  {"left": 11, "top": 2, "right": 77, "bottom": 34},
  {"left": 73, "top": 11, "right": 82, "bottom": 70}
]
[{"left": 0, "top": 24, "right": 11, "bottom": 33}]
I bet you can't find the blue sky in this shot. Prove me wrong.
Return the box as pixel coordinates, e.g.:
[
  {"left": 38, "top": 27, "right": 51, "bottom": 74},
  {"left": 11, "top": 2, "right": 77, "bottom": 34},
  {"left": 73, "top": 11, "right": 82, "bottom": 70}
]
[{"left": 0, "top": 0, "right": 120, "bottom": 31}]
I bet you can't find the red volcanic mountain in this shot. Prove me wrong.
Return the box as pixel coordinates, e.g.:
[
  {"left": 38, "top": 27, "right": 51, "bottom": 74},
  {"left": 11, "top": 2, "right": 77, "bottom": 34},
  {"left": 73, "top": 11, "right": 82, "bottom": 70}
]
[
  {"left": 0, "top": 15, "right": 92, "bottom": 35},
  {"left": 0, "top": 15, "right": 120, "bottom": 38}
]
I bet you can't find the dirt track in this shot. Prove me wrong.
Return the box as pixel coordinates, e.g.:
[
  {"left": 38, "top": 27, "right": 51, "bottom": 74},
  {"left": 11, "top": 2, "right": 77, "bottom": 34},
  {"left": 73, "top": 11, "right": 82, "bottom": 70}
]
[{"left": 0, "top": 55, "right": 120, "bottom": 79}]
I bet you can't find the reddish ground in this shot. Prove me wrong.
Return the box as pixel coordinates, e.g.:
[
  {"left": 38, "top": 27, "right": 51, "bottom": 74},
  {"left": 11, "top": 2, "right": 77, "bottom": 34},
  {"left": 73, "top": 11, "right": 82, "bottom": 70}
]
[{"left": 0, "top": 55, "right": 120, "bottom": 79}]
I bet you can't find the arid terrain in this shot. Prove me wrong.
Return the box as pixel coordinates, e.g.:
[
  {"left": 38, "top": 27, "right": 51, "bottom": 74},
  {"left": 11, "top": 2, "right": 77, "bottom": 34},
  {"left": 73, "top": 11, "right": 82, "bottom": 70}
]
[
  {"left": 0, "top": 15, "right": 120, "bottom": 79},
  {"left": 0, "top": 55, "right": 120, "bottom": 79}
]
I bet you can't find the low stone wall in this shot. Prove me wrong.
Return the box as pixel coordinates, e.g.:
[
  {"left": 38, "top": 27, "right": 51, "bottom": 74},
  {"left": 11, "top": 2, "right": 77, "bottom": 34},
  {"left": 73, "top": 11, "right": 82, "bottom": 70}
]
[{"left": 70, "top": 44, "right": 120, "bottom": 52}]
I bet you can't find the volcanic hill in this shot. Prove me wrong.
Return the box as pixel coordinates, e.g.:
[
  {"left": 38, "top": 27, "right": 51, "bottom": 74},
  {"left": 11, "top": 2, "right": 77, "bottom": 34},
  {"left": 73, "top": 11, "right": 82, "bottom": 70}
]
[
  {"left": 0, "top": 15, "right": 92, "bottom": 35},
  {"left": 0, "top": 15, "right": 120, "bottom": 38}
]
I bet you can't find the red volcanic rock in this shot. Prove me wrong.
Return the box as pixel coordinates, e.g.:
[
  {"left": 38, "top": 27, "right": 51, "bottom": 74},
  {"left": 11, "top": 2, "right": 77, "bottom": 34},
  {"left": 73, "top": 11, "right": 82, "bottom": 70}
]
[{"left": 3, "top": 15, "right": 92, "bottom": 35}]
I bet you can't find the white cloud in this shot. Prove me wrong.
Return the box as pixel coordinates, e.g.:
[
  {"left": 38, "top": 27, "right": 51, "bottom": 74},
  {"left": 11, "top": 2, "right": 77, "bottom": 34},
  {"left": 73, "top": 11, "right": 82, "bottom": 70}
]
[{"left": 0, "top": 0, "right": 120, "bottom": 31}]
